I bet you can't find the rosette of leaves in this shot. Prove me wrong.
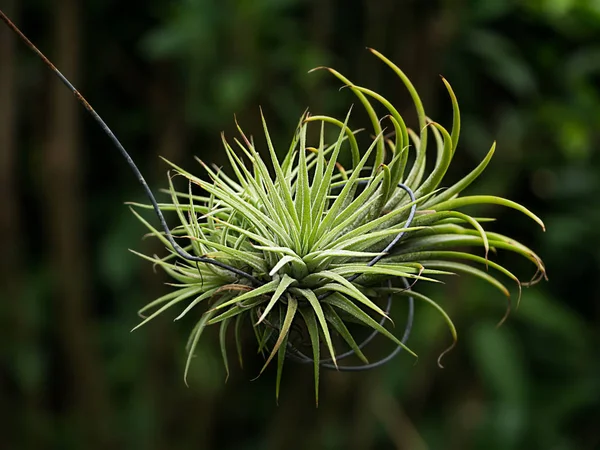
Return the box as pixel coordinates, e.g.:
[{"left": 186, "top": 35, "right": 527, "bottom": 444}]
[{"left": 129, "top": 49, "right": 546, "bottom": 404}]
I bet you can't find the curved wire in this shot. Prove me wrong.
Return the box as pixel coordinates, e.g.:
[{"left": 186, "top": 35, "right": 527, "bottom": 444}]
[
  {"left": 281, "top": 288, "right": 394, "bottom": 365},
  {"left": 347, "top": 182, "right": 417, "bottom": 282},
  {"left": 2, "top": 10, "right": 420, "bottom": 371},
  {"left": 288, "top": 277, "right": 414, "bottom": 371},
  {"left": 285, "top": 183, "right": 417, "bottom": 370},
  {"left": 316, "top": 181, "right": 416, "bottom": 301},
  {"left": 0, "top": 11, "right": 260, "bottom": 286}
]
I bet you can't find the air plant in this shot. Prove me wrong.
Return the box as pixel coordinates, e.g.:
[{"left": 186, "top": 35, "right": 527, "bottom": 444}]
[
  {"left": 127, "top": 51, "right": 546, "bottom": 403},
  {"left": 2, "top": 11, "right": 546, "bottom": 405}
]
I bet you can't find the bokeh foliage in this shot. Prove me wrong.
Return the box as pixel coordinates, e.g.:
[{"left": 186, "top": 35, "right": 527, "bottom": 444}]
[{"left": 1, "top": 0, "right": 599, "bottom": 449}]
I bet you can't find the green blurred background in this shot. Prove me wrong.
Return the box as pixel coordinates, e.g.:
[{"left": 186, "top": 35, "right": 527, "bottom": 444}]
[{"left": 1, "top": 0, "right": 599, "bottom": 449}]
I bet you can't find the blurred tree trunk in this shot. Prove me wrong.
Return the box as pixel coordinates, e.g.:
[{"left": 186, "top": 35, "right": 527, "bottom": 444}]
[
  {"left": 358, "top": 0, "right": 394, "bottom": 89},
  {"left": 390, "top": 2, "right": 460, "bottom": 117},
  {"left": 310, "top": 0, "right": 334, "bottom": 52},
  {"left": 309, "top": 0, "right": 334, "bottom": 112},
  {"left": 144, "top": 65, "right": 189, "bottom": 450},
  {"left": 42, "top": 0, "right": 112, "bottom": 447},
  {"left": 0, "top": 0, "right": 19, "bottom": 278},
  {"left": 0, "top": 1, "right": 34, "bottom": 447}
]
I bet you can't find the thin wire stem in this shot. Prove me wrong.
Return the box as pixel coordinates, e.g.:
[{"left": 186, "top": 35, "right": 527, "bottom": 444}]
[
  {"left": 287, "top": 183, "right": 417, "bottom": 370},
  {"left": 2, "top": 9, "right": 418, "bottom": 372},
  {"left": 326, "top": 278, "right": 414, "bottom": 371},
  {"left": 0, "top": 10, "right": 260, "bottom": 285}
]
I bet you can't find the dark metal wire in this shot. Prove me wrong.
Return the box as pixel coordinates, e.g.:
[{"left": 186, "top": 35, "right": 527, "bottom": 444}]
[
  {"left": 2, "top": 10, "right": 418, "bottom": 371},
  {"left": 285, "top": 183, "right": 417, "bottom": 371},
  {"left": 288, "top": 278, "right": 414, "bottom": 371},
  {"left": 348, "top": 183, "right": 417, "bottom": 280},
  {"left": 0, "top": 10, "right": 260, "bottom": 286},
  {"left": 319, "top": 180, "right": 417, "bottom": 293}
]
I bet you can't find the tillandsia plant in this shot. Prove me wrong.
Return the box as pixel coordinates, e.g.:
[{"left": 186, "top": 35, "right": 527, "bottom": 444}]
[
  {"left": 1, "top": 11, "right": 546, "bottom": 404},
  {"left": 127, "top": 50, "right": 546, "bottom": 403}
]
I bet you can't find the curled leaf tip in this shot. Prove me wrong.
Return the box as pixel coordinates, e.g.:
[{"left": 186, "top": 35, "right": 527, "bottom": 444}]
[
  {"left": 250, "top": 372, "right": 261, "bottom": 382},
  {"left": 307, "top": 66, "right": 328, "bottom": 73},
  {"left": 437, "top": 340, "right": 456, "bottom": 368},
  {"left": 496, "top": 294, "right": 512, "bottom": 328},
  {"left": 334, "top": 162, "right": 346, "bottom": 173},
  {"left": 378, "top": 114, "right": 393, "bottom": 126},
  {"left": 383, "top": 314, "right": 395, "bottom": 327},
  {"left": 421, "top": 122, "right": 435, "bottom": 133}
]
